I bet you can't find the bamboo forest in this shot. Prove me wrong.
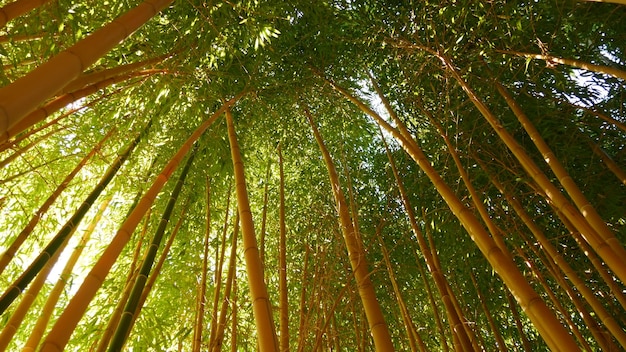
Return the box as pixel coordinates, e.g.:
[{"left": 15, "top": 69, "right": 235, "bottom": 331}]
[{"left": 2, "top": 0, "right": 626, "bottom": 351}]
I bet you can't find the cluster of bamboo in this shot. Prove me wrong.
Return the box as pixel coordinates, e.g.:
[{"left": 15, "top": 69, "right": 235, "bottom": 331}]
[{"left": 0, "top": 0, "right": 625, "bottom": 351}]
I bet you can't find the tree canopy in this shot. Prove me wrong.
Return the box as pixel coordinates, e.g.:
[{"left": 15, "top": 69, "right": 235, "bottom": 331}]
[{"left": 0, "top": 0, "right": 625, "bottom": 351}]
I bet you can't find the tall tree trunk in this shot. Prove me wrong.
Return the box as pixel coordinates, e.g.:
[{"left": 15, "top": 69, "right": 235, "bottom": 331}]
[
  {"left": 39, "top": 95, "right": 242, "bottom": 352},
  {"left": 0, "top": 0, "right": 173, "bottom": 142},
  {"left": 305, "top": 105, "right": 395, "bottom": 351},
  {"left": 225, "top": 106, "right": 279, "bottom": 352}
]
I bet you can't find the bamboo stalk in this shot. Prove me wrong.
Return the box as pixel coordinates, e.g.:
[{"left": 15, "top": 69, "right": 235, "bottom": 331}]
[
  {"left": 225, "top": 106, "right": 279, "bottom": 352},
  {"left": 381, "top": 129, "right": 471, "bottom": 351},
  {"left": 211, "top": 213, "right": 239, "bottom": 352},
  {"left": 0, "top": 0, "right": 174, "bottom": 143},
  {"left": 278, "top": 143, "right": 290, "bottom": 352},
  {"left": 494, "top": 79, "right": 626, "bottom": 266},
  {"left": 305, "top": 105, "right": 395, "bottom": 351},
  {"left": 0, "top": 127, "right": 115, "bottom": 275},
  {"left": 0, "top": 125, "right": 66, "bottom": 169},
  {"left": 21, "top": 196, "right": 112, "bottom": 352},
  {"left": 0, "top": 125, "right": 145, "bottom": 315},
  {"left": 469, "top": 270, "right": 508, "bottom": 352},
  {"left": 94, "top": 210, "right": 151, "bottom": 352},
  {"left": 193, "top": 177, "right": 212, "bottom": 352},
  {"left": 436, "top": 53, "right": 626, "bottom": 286},
  {"left": 0, "top": 0, "right": 53, "bottom": 28},
  {"left": 296, "top": 244, "right": 310, "bottom": 352},
  {"left": 62, "top": 53, "right": 172, "bottom": 93},
  {"left": 476, "top": 155, "right": 626, "bottom": 347},
  {"left": 326, "top": 75, "right": 578, "bottom": 350},
  {"left": 107, "top": 146, "right": 197, "bottom": 352},
  {"left": 208, "top": 183, "right": 233, "bottom": 350},
  {"left": 7, "top": 70, "right": 159, "bottom": 141},
  {"left": 39, "top": 95, "right": 242, "bottom": 352},
  {"left": 259, "top": 158, "right": 271, "bottom": 267},
  {"left": 0, "top": 234, "right": 65, "bottom": 351},
  {"left": 135, "top": 201, "right": 190, "bottom": 332},
  {"left": 375, "top": 223, "right": 424, "bottom": 352},
  {"left": 497, "top": 49, "right": 626, "bottom": 81}
]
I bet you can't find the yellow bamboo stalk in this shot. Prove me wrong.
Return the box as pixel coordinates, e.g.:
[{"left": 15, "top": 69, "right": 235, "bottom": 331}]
[
  {"left": 211, "top": 213, "right": 239, "bottom": 352},
  {"left": 21, "top": 196, "right": 112, "bottom": 352},
  {"left": 587, "top": 139, "right": 626, "bottom": 186},
  {"left": 497, "top": 49, "right": 626, "bottom": 80},
  {"left": 514, "top": 246, "right": 599, "bottom": 351},
  {"left": 435, "top": 54, "right": 626, "bottom": 285},
  {"left": 208, "top": 183, "right": 232, "bottom": 350},
  {"left": 0, "top": 33, "right": 44, "bottom": 43},
  {"left": 296, "top": 244, "right": 310, "bottom": 352},
  {"left": 230, "top": 269, "right": 238, "bottom": 352},
  {"left": 381, "top": 129, "right": 471, "bottom": 351},
  {"left": 326, "top": 76, "right": 578, "bottom": 350},
  {"left": 225, "top": 107, "right": 278, "bottom": 352},
  {"left": 193, "top": 178, "right": 212, "bottom": 352},
  {"left": 375, "top": 223, "right": 426, "bottom": 352},
  {"left": 584, "top": 0, "right": 626, "bottom": 4},
  {"left": 61, "top": 53, "right": 172, "bottom": 93},
  {"left": 0, "top": 0, "right": 174, "bottom": 143},
  {"left": 469, "top": 270, "right": 508, "bottom": 352},
  {"left": 7, "top": 70, "right": 159, "bottom": 141},
  {"left": 476, "top": 155, "right": 626, "bottom": 347},
  {"left": 0, "top": 127, "right": 115, "bottom": 275},
  {"left": 39, "top": 95, "right": 242, "bottom": 352},
  {"left": 0, "top": 0, "right": 53, "bottom": 28},
  {"left": 0, "top": 244, "right": 64, "bottom": 351},
  {"left": 305, "top": 106, "right": 395, "bottom": 351},
  {"left": 95, "top": 209, "right": 151, "bottom": 352},
  {"left": 412, "top": 242, "right": 449, "bottom": 351},
  {"left": 278, "top": 143, "right": 290, "bottom": 352},
  {"left": 420, "top": 102, "right": 511, "bottom": 261},
  {"left": 494, "top": 80, "right": 626, "bottom": 265}
]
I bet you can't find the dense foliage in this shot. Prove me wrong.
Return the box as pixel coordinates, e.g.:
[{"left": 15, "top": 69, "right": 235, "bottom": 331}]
[{"left": 0, "top": 0, "right": 625, "bottom": 351}]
